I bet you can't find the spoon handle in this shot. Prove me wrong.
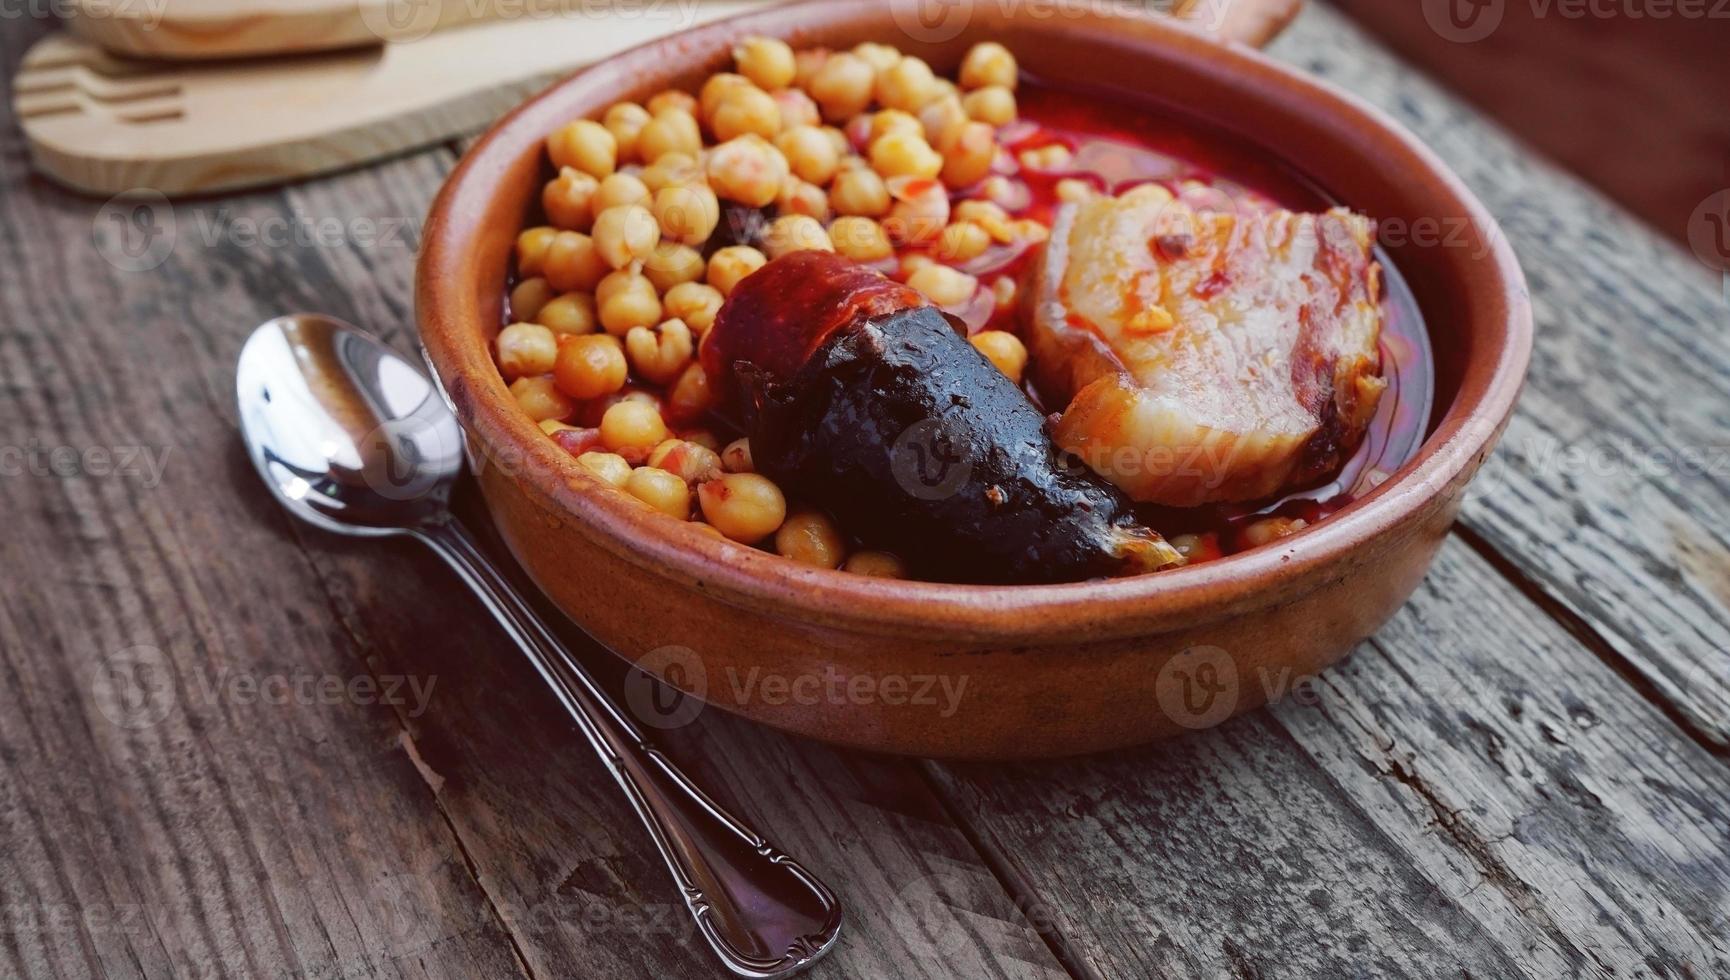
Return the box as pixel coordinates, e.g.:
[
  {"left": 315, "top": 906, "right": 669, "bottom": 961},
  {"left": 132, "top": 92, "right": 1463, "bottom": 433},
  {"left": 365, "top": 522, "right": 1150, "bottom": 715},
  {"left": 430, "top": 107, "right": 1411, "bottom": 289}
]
[{"left": 415, "top": 519, "right": 843, "bottom": 978}]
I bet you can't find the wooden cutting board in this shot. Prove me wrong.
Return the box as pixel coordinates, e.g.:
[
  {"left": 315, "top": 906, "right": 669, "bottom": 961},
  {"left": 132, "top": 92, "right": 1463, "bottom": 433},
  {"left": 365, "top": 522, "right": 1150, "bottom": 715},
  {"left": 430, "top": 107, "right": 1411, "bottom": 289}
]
[
  {"left": 19, "top": 0, "right": 1301, "bottom": 199},
  {"left": 65, "top": 0, "right": 515, "bottom": 61}
]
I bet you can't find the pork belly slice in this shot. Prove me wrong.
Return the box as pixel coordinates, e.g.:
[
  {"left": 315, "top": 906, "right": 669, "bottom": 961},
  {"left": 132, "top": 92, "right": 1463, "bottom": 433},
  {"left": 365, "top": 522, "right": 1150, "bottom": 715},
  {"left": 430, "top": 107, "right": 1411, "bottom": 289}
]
[{"left": 1023, "top": 184, "right": 1387, "bottom": 507}]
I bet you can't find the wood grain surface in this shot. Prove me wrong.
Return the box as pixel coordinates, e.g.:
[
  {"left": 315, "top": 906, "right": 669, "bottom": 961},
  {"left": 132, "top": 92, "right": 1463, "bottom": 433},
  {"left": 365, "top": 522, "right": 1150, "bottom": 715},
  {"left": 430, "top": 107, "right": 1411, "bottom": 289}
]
[{"left": 2, "top": 3, "right": 1726, "bottom": 979}]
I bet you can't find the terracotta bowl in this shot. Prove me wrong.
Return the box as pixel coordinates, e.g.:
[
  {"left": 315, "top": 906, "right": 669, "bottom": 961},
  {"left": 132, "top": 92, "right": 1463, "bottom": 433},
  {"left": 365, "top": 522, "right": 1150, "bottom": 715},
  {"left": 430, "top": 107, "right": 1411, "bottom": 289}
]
[{"left": 417, "top": 0, "right": 1531, "bottom": 759}]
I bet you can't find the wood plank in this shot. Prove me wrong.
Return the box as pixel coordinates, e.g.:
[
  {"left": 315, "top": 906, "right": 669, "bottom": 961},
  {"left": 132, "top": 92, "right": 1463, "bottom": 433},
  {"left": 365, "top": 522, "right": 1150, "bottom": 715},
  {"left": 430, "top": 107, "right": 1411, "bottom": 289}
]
[
  {"left": 1268, "top": 4, "right": 1730, "bottom": 745},
  {"left": 931, "top": 535, "right": 1730, "bottom": 978},
  {"left": 0, "top": 21, "right": 529, "bottom": 980}
]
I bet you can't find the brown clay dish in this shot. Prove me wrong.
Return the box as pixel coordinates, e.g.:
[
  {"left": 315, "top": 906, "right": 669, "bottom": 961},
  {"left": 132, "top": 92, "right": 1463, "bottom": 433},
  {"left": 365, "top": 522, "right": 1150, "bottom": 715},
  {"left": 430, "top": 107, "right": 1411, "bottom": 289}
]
[{"left": 418, "top": 0, "right": 1531, "bottom": 758}]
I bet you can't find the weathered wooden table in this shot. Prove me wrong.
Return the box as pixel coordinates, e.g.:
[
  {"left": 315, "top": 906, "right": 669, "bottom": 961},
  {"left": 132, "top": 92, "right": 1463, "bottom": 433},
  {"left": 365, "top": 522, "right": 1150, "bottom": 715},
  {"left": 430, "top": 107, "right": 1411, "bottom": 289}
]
[{"left": 4, "top": 6, "right": 1727, "bottom": 978}]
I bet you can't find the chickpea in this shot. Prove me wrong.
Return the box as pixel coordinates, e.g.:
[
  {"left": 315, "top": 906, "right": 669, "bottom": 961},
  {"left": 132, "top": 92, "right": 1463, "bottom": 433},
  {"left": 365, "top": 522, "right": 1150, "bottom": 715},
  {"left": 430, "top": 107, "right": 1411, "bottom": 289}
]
[
  {"left": 969, "top": 329, "right": 1028, "bottom": 383},
  {"left": 646, "top": 438, "right": 722, "bottom": 484},
  {"left": 626, "top": 467, "right": 692, "bottom": 518},
  {"left": 822, "top": 127, "right": 852, "bottom": 158},
  {"left": 762, "top": 214, "right": 833, "bottom": 259},
  {"left": 939, "top": 120, "right": 996, "bottom": 188},
  {"left": 991, "top": 275, "right": 1017, "bottom": 315},
  {"left": 596, "top": 270, "right": 662, "bottom": 335},
  {"left": 699, "top": 72, "right": 754, "bottom": 123},
  {"left": 662, "top": 281, "right": 724, "bottom": 334},
  {"left": 828, "top": 215, "right": 893, "bottom": 262},
  {"left": 934, "top": 220, "right": 991, "bottom": 263},
  {"left": 664, "top": 360, "right": 717, "bottom": 423},
  {"left": 883, "top": 176, "right": 950, "bottom": 246},
  {"left": 553, "top": 333, "right": 628, "bottom": 399},
  {"left": 495, "top": 322, "right": 558, "bottom": 379},
  {"left": 645, "top": 89, "right": 697, "bottom": 117},
  {"left": 543, "top": 231, "right": 609, "bottom": 292},
  {"left": 962, "top": 85, "right": 1016, "bottom": 126},
  {"left": 600, "top": 398, "right": 670, "bottom": 452},
  {"left": 516, "top": 226, "right": 558, "bottom": 276},
  {"left": 698, "top": 473, "right": 787, "bottom": 543},
  {"left": 639, "top": 151, "right": 702, "bottom": 193},
  {"left": 775, "top": 178, "right": 830, "bottom": 221},
  {"left": 775, "top": 125, "right": 840, "bottom": 185},
  {"left": 899, "top": 252, "right": 936, "bottom": 279},
  {"left": 576, "top": 450, "right": 632, "bottom": 489},
  {"left": 1242, "top": 516, "right": 1308, "bottom": 547},
  {"left": 808, "top": 51, "right": 874, "bottom": 122},
  {"left": 792, "top": 47, "right": 830, "bottom": 89},
  {"left": 959, "top": 41, "right": 1018, "bottom": 90},
  {"left": 547, "top": 119, "right": 616, "bottom": 178},
  {"left": 869, "top": 130, "right": 943, "bottom": 181},
  {"left": 636, "top": 109, "right": 703, "bottom": 162},
  {"left": 1056, "top": 178, "right": 1097, "bottom": 203},
  {"left": 734, "top": 35, "right": 796, "bottom": 90},
  {"left": 775, "top": 510, "right": 846, "bottom": 568},
  {"left": 1018, "top": 144, "right": 1073, "bottom": 171},
  {"left": 509, "top": 375, "right": 574, "bottom": 422},
  {"left": 720, "top": 437, "right": 754, "bottom": 473},
  {"left": 536, "top": 291, "right": 597, "bottom": 335},
  {"left": 642, "top": 242, "right": 705, "bottom": 292},
  {"left": 603, "top": 102, "right": 651, "bottom": 162},
  {"left": 830, "top": 167, "right": 890, "bottom": 217},
  {"left": 651, "top": 182, "right": 720, "bottom": 245},
  {"left": 772, "top": 88, "right": 821, "bottom": 131},
  {"left": 978, "top": 174, "right": 1022, "bottom": 209},
  {"left": 875, "top": 55, "right": 937, "bottom": 112},
  {"left": 918, "top": 94, "right": 968, "bottom": 148},
  {"left": 907, "top": 263, "right": 978, "bottom": 307},
  {"left": 706, "top": 135, "right": 789, "bottom": 208},
  {"left": 510, "top": 276, "right": 555, "bottom": 322},
  {"left": 624, "top": 317, "right": 695, "bottom": 384},
  {"left": 1011, "top": 218, "right": 1050, "bottom": 243},
  {"left": 844, "top": 551, "right": 906, "bottom": 578},
  {"left": 711, "top": 86, "right": 782, "bottom": 142},
  {"left": 591, "top": 204, "right": 660, "bottom": 269},
  {"left": 851, "top": 41, "right": 901, "bottom": 75},
  {"left": 955, "top": 199, "right": 1016, "bottom": 243},
  {"left": 706, "top": 245, "right": 767, "bottom": 296},
  {"left": 539, "top": 418, "right": 581, "bottom": 436},
  {"left": 543, "top": 167, "right": 598, "bottom": 230},
  {"left": 591, "top": 172, "right": 650, "bottom": 213},
  {"left": 868, "top": 109, "right": 924, "bottom": 145},
  {"left": 682, "top": 429, "right": 721, "bottom": 451}
]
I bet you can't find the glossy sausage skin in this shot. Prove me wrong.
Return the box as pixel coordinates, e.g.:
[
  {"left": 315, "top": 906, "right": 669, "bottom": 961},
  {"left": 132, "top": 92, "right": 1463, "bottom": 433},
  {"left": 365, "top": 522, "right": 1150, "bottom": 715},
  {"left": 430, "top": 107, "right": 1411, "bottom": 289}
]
[{"left": 707, "top": 251, "right": 1181, "bottom": 584}]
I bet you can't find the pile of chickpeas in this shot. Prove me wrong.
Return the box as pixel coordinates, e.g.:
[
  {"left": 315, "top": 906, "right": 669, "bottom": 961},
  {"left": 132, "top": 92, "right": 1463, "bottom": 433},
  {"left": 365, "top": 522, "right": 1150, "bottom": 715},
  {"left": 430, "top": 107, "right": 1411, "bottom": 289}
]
[{"left": 495, "top": 36, "right": 1058, "bottom": 577}]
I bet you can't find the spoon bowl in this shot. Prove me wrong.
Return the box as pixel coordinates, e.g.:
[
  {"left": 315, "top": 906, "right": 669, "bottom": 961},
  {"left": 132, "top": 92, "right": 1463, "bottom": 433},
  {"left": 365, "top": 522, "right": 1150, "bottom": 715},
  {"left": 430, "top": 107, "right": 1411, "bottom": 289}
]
[{"left": 237, "top": 314, "right": 463, "bottom": 535}]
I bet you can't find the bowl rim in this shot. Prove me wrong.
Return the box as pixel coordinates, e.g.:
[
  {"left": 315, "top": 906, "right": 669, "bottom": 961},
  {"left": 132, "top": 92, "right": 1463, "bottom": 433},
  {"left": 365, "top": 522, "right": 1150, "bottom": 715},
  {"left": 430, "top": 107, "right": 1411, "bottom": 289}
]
[{"left": 418, "top": 0, "right": 1532, "bottom": 644}]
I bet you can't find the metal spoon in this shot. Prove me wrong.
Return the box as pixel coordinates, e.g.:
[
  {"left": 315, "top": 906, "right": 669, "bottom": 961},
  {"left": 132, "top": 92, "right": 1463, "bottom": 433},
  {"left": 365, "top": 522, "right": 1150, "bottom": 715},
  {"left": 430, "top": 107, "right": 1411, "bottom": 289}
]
[{"left": 235, "top": 313, "right": 842, "bottom": 978}]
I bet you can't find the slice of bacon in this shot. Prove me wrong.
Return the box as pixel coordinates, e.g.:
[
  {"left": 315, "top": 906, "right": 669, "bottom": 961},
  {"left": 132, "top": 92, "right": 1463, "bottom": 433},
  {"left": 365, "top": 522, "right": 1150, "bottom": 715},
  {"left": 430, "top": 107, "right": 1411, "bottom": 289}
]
[{"left": 1023, "top": 184, "right": 1387, "bottom": 506}]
